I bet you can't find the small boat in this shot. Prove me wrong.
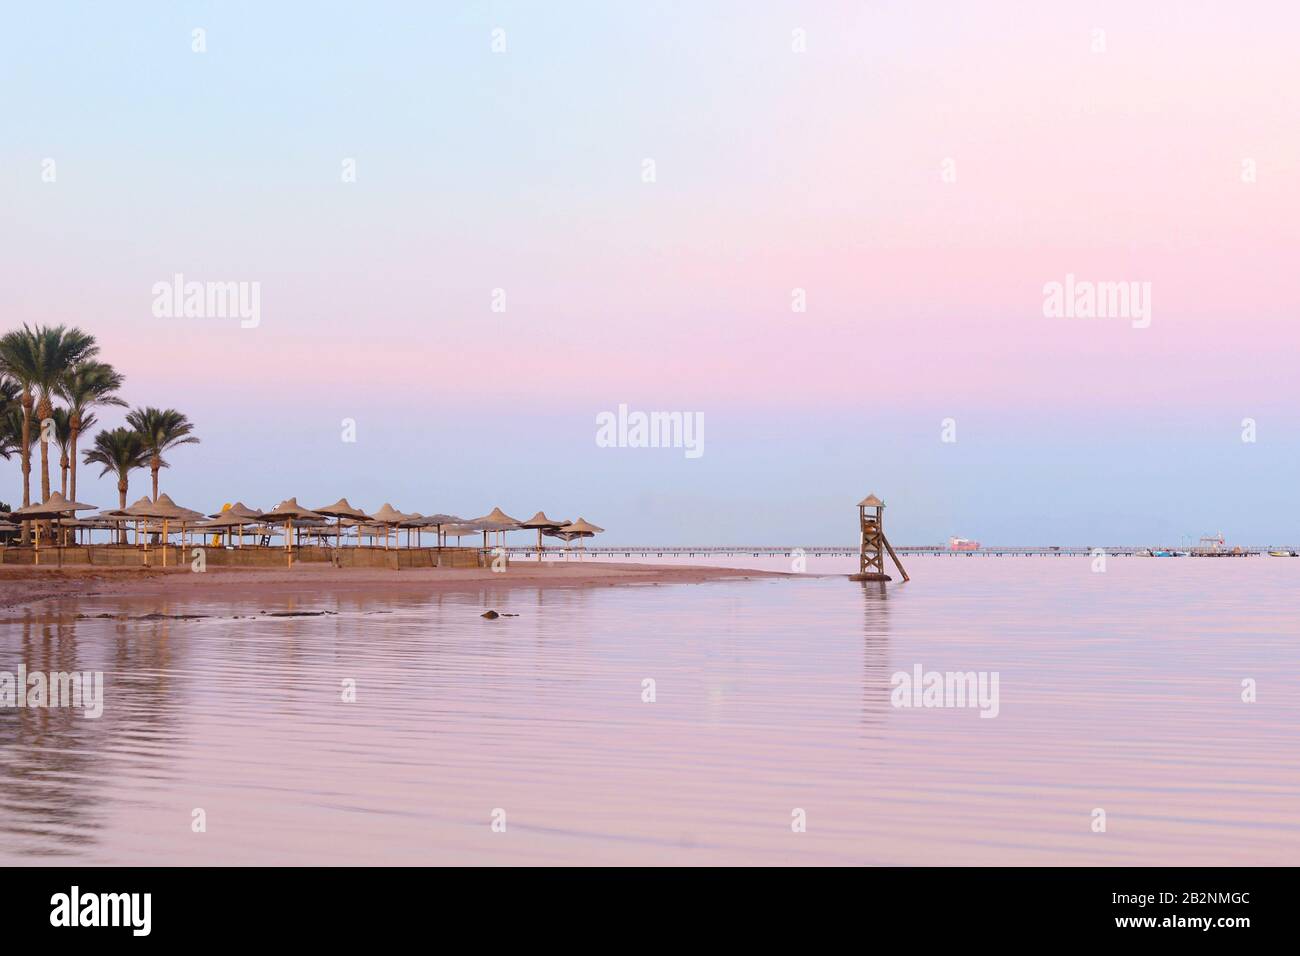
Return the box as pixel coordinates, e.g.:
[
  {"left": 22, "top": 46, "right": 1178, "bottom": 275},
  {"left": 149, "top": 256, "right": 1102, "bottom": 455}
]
[
  {"left": 1268, "top": 550, "right": 1297, "bottom": 557},
  {"left": 1150, "top": 550, "right": 1188, "bottom": 557}
]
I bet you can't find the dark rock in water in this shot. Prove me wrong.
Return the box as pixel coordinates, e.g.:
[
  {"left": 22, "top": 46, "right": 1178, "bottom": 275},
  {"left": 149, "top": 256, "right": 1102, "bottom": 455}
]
[{"left": 481, "top": 610, "right": 500, "bottom": 619}]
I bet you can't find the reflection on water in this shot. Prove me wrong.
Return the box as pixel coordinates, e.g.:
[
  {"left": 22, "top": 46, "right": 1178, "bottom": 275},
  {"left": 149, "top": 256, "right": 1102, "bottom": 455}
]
[
  {"left": 859, "top": 582, "right": 892, "bottom": 732},
  {"left": 0, "top": 614, "right": 184, "bottom": 857},
  {"left": 2, "top": 559, "right": 1298, "bottom": 865}
]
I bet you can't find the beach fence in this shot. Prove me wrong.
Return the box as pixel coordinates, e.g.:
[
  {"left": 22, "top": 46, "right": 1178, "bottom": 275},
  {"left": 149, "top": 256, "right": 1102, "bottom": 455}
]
[{"left": 0, "top": 544, "right": 488, "bottom": 570}]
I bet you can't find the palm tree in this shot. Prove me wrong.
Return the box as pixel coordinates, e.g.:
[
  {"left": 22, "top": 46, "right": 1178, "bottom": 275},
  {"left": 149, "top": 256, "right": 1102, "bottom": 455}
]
[
  {"left": 0, "top": 332, "right": 39, "bottom": 538},
  {"left": 0, "top": 417, "right": 17, "bottom": 462},
  {"left": 83, "top": 428, "right": 150, "bottom": 545},
  {"left": 0, "top": 375, "right": 19, "bottom": 459},
  {"left": 126, "top": 407, "right": 199, "bottom": 500},
  {"left": 50, "top": 407, "right": 98, "bottom": 543},
  {"left": 57, "top": 360, "right": 125, "bottom": 503},
  {"left": 1, "top": 378, "right": 32, "bottom": 464},
  {"left": 0, "top": 325, "right": 98, "bottom": 508},
  {"left": 51, "top": 407, "right": 97, "bottom": 497},
  {"left": 2, "top": 402, "right": 39, "bottom": 543},
  {"left": 51, "top": 407, "right": 71, "bottom": 496}
]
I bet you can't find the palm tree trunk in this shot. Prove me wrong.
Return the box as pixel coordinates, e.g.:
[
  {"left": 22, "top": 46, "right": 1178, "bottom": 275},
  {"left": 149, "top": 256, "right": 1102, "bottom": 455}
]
[
  {"left": 19, "top": 392, "right": 31, "bottom": 506},
  {"left": 19, "top": 390, "right": 32, "bottom": 545},
  {"left": 37, "top": 397, "right": 52, "bottom": 503},
  {"left": 60, "top": 451, "right": 69, "bottom": 497},
  {"left": 151, "top": 455, "right": 160, "bottom": 500},
  {"left": 118, "top": 478, "right": 128, "bottom": 545},
  {"left": 69, "top": 416, "right": 81, "bottom": 503}
]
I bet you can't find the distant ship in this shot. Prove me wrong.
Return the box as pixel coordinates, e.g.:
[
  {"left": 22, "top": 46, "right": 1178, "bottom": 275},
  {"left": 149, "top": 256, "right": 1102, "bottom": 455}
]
[{"left": 948, "top": 536, "right": 980, "bottom": 551}]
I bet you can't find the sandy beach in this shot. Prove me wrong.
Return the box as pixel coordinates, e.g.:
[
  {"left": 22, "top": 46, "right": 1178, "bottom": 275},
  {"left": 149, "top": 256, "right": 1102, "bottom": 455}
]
[{"left": 0, "top": 561, "right": 789, "bottom": 613}]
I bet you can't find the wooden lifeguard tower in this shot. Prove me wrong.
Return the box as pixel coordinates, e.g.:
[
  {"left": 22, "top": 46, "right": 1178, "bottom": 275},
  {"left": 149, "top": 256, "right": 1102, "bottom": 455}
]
[{"left": 850, "top": 493, "right": 910, "bottom": 582}]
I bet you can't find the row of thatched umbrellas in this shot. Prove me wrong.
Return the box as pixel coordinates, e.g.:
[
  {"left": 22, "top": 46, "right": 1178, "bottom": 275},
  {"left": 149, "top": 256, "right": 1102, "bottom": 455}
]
[{"left": 2, "top": 493, "right": 604, "bottom": 568}]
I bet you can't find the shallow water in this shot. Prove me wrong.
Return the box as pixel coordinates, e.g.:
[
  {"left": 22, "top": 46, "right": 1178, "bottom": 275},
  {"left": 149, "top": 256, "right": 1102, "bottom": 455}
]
[{"left": 1, "top": 557, "right": 1297, "bottom": 865}]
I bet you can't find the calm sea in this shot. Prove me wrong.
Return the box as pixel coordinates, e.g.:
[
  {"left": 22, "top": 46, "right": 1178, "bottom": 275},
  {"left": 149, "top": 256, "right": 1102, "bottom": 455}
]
[{"left": 2, "top": 556, "right": 1297, "bottom": 865}]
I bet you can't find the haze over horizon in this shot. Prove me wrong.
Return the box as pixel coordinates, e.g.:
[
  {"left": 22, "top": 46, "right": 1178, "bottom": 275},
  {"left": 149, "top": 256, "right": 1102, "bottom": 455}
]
[{"left": 4, "top": 2, "right": 1297, "bottom": 545}]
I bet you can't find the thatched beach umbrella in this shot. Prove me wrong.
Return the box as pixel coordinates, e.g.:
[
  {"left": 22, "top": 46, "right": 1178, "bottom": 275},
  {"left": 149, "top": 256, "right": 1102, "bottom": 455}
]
[
  {"left": 290, "top": 517, "right": 333, "bottom": 547},
  {"left": 439, "top": 522, "right": 484, "bottom": 546},
  {"left": 368, "top": 503, "right": 411, "bottom": 550},
  {"left": 400, "top": 512, "right": 425, "bottom": 548},
  {"left": 467, "top": 507, "right": 522, "bottom": 549},
  {"left": 201, "top": 509, "right": 253, "bottom": 547},
  {"left": 552, "top": 517, "right": 604, "bottom": 550},
  {"left": 208, "top": 502, "right": 262, "bottom": 520},
  {"left": 89, "top": 506, "right": 132, "bottom": 546},
  {"left": 154, "top": 493, "right": 205, "bottom": 523},
  {"left": 154, "top": 493, "right": 204, "bottom": 519},
  {"left": 520, "top": 511, "right": 564, "bottom": 561},
  {"left": 313, "top": 498, "right": 372, "bottom": 550},
  {"left": 393, "top": 511, "right": 422, "bottom": 548},
  {"left": 13, "top": 492, "right": 97, "bottom": 567},
  {"left": 206, "top": 502, "right": 262, "bottom": 548},
  {"left": 146, "top": 493, "right": 206, "bottom": 565},
  {"left": 119, "top": 495, "right": 158, "bottom": 548},
  {"left": 67, "top": 515, "right": 110, "bottom": 546},
  {"left": 60, "top": 516, "right": 107, "bottom": 545},
  {"left": 414, "top": 513, "right": 465, "bottom": 549},
  {"left": 259, "top": 499, "right": 324, "bottom": 567},
  {"left": 339, "top": 516, "right": 370, "bottom": 547}
]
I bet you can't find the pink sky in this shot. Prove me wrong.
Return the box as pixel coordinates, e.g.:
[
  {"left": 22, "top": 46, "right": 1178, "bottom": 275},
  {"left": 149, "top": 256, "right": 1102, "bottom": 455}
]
[{"left": 2, "top": 2, "right": 1297, "bottom": 541}]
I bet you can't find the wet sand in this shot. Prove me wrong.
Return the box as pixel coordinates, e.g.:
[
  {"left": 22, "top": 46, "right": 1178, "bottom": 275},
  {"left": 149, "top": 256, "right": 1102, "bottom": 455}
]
[{"left": 0, "top": 561, "right": 788, "bottom": 614}]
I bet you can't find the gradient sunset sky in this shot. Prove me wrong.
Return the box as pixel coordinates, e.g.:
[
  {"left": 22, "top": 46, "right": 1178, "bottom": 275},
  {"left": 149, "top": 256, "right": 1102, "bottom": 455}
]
[{"left": 3, "top": 2, "right": 1297, "bottom": 544}]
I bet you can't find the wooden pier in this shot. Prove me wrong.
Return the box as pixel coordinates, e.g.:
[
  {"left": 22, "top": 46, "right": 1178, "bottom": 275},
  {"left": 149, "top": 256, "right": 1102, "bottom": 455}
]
[{"left": 493, "top": 545, "right": 1291, "bottom": 558}]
